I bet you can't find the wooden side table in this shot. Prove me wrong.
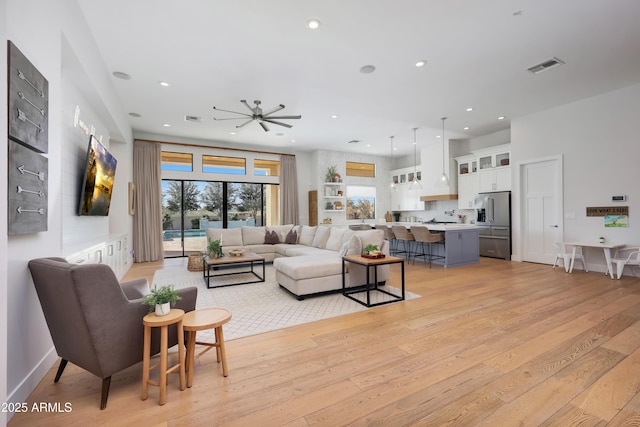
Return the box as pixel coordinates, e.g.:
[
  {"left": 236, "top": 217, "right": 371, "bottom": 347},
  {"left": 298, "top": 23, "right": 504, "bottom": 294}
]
[
  {"left": 141, "top": 309, "right": 186, "bottom": 405},
  {"left": 342, "top": 255, "right": 405, "bottom": 307},
  {"left": 183, "top": 308, "right": 232, "bottom": 387}
]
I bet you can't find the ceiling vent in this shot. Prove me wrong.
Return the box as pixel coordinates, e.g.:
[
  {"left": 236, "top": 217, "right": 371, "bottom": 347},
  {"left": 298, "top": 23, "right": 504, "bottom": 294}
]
[
  {"left": 184, "top": 115, "right": 202, "bottom": 122},
  {"left": 527, "top": 57, "right": 565, "bottom": 75},
  {"left": 347, "top": 139, "right": 360, "bottom": 144}
]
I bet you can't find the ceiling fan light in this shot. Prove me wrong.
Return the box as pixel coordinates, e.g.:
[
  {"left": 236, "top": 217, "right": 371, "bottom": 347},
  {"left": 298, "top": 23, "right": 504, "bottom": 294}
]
[{"left": 307, "top": 19, "right": 321, "bottom": 29}]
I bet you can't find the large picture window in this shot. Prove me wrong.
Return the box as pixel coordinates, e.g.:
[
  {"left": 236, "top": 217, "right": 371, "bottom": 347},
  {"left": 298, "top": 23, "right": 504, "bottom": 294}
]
[
  {"left": 161, "top": 180, "right": 279, "bottom": 257},
  {"left": 346, "top": 185, "right": 376, "bottom": 220}
]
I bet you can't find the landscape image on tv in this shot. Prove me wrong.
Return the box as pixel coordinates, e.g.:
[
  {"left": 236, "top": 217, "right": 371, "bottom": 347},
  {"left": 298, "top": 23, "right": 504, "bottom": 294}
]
[{"left": 79, "top": 136, "right": 117, "bottom": 216}]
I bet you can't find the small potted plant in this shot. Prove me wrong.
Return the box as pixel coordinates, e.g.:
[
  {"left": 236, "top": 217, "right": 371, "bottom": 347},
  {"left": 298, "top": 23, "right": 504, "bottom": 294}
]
[
  {"left": 363, "top": 243, "right": 381, "bottom": 256},
  {"left": 142, "top": 285, "right": 182, "bottom": 316},
  {"left": 207, "top": 238, "right": 224, "bottom": 258},
  {"left": 325, "top": 165, "right": 337, "bottom": 183}
]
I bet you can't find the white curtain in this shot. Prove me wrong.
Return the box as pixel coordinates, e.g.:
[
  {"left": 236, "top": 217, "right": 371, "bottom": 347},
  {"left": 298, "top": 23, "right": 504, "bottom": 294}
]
[
  {"left": 133, "top": 140, "right": 164, "bottom": 262},
  {"left": 280, "top": 155, "right": 299, "bottom": 225}
]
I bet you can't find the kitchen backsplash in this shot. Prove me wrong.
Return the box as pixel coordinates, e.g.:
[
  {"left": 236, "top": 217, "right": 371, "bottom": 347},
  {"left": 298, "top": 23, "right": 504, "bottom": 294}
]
[{"left": 393, "top": 200, "right": 476, "bottom": 223}]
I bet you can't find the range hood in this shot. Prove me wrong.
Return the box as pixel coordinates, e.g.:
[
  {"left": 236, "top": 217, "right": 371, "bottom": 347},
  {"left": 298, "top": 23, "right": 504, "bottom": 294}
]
[{"left": 420, "top": 194, "right": 458, "bottom": 202}]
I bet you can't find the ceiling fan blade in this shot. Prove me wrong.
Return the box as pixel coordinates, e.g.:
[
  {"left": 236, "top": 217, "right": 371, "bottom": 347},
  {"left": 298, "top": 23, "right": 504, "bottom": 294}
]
[
  {"left": 259, "top": 121, "right": 270, "bottom": 132},
  {"left": 262, "top": 118, "right": 293, "bottom": 128},
  {"left": 213, "top": 117, "right": 250, "bottom": 121},
  {"left": 236, "top": 119, "right": 254, "bottom": 128},
  {"left": 213, "top": 106, "right": 252, "bottom": 117},
  {"left": 240, "top": 99, "right": 256, "bottom": 114},
  {"left": 261, "top": 104, "right": 285, "bottom": 116},
  {"left": 264, "top": 115, "right": 302, "bottom": 120}
]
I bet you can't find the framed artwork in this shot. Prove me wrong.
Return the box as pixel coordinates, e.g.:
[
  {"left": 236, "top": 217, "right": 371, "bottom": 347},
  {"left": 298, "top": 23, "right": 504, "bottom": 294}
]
[{"left": 128, "top": 182, "right": 136, "bottom": 215}]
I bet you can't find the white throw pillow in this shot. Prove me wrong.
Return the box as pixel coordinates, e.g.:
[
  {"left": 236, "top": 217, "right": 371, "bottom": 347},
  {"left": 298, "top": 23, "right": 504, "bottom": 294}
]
[
  {"left": 311, "top": 226, "right": 331, "bottom": 248},
  {"left": 325, "top": 227, "right": 348, "bottom": 251},
  {"left": 241, "top": 226, "right": 266, "bottom": 245},
  {"left": 298, "top": 225, "right": 317, "bottom": 246},
  {"left": 338, "top": 241, "right": 349, "bottom": 257},
  {"left": 347, "top": 235, "right": 362, "bottom": 255},
  {"left": 205, "top": 228, "right": 223, "bottom": 243},
  {"left": 220, "top": 228, "right": 243, "bottom": 246}
]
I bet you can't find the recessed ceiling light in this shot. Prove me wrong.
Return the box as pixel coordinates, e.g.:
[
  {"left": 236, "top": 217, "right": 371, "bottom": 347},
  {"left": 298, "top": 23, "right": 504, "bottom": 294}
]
[
  {"left": 331, "top": 114, "right": 339, "bottom": 119},
  {"left": 230, "top": 132, "right": 236, "bottom": 135},
  {"left": 415, "top": 60, "right": 427, "bottom": 67},
  {"left": 307, "top": 19, "right": 321, "bottom": 29},
  {"left": 128, "top": 112, "right": 141, "bottom": 117},
  {"left": 360, "top": 65, "right": 376, "bottom": 74},
  {"left": 498, "top": 116, "right": 505, "bottom": 120},
  {"left": 393, "top": 147, "right": 398, "bottom": 151},
  {"left": 463, "top": 126, "right": 470, "bottom": 130},
  {"left": 291, "top": 139, "right": 296, "bottom": 143},
  {"left": 159, "top": 81, "right": 170, "bottom": 87},
  {"left": 366, "top": 144, "right": 371, "bottom": 147},
  {"left": 436, "top": 135, "right": 441, "bottom": 138},
  {"left": 466, "top": 107, "right": 473, "bottom": 112},
  {"left": 112, "top": 71, "right": 131, "bottom": 80},
  {"left": 163, "top": 123, "right": 171, "bottom": 127}
]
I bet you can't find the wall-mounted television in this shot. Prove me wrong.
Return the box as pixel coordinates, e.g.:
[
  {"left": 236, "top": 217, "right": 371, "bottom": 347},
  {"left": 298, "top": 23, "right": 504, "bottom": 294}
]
[{"left": 78, "top": 135, "right": 117, "bottom": 216}]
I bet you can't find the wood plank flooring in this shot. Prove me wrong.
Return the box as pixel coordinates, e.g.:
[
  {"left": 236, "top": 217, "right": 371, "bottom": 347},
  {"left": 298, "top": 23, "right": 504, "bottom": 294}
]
[{"left": 8, "top": 257, "right": 640, "bottom": 426}]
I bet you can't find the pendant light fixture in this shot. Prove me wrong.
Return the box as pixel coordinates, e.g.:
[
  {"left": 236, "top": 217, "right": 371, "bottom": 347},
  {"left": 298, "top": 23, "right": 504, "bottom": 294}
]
[
  {"left": 438, "top": 117, "right": 450, "bottom": 187},
  {"left": 390, "top": 136, "right": 396, "bottom": 189},
  {"left": 408, "top": 127, "right": 422, "bottom": 190}
]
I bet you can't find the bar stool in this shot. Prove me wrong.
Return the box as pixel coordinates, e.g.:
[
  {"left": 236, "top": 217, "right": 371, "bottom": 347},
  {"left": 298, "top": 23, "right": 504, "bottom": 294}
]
[
  {"left": 141, "top": 309, "right": 185, "bottom": 405},
  {"left": 183, "top": 308, "right": 232, "bottom": 387},
  {"left": 374, "top": 225, "right": 397, "bottom": 255},
  {"left": 392, "top": 226, "right": 414, "bottom": 260},
  {"left": 411, "top": 226, "right": 445, "bottom": 268}
]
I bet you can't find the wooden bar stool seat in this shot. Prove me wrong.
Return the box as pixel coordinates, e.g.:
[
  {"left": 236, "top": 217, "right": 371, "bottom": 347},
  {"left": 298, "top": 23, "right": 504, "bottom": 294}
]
[
  {"left": 183, "top": 308, "right": 232, "bottom": 388},
  {"left": 141, "top": 309, "right": 186, "bottom": 405}
]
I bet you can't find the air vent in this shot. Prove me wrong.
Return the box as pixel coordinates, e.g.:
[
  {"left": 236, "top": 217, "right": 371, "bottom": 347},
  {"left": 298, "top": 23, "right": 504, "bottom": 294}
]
[
  {"left": 527, "top": 57, "right": 565, "bottom": 75},
  {"left": 347, "top": 139, "right": 360, "bottom": 144},
  {"left": 184, "top": 115, "right": 202, "bottom": 122}
]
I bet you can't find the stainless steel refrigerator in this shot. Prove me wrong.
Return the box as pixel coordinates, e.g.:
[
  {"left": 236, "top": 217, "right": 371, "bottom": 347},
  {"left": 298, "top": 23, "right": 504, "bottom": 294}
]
[{"left": 476, "top": 191, "right": 511, "bottom": 260}]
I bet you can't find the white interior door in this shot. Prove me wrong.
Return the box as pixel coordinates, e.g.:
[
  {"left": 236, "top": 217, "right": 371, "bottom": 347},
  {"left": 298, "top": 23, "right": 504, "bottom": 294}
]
[{"left": 521, "top": 158, "right": 562, "bottom": 264}]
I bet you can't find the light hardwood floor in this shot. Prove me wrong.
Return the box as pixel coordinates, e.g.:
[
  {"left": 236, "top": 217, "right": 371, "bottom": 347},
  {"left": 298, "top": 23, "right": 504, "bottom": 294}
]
[{"left": 8, "top": 257, "right": 640, "bottom": 426}]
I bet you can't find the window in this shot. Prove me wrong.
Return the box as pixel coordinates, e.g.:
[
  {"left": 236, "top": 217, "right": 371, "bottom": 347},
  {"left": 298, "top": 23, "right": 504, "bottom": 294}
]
[
  {"left": 346, "top": 161, "right": 375, "bottom": 178},
  {"left": 202, "top": 155, "right": 246, "bottom": 174},
  {"left": 254, "top": 159, "right": 280, "bottom": 176},
  {"left": 161, "top": 151, "right": 193, "bottom": 172},
  {"left": 346, "top": 185, "right": 376, "bottom": 220}
]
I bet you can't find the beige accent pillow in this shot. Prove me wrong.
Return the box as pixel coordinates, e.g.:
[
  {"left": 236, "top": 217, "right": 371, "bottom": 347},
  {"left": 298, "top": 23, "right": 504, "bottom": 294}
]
[
  {"left": 325, "top": 227, "right": 348, "bottom": 251},
  {"left": 298, "top": 225, "right": 317, "bottom": 246},
  {"left": 205, "top": 228, "right": 223, "bottom": 243},
  {"left": 241, "top": 226, "right": 266, "bottom": 245},
  {"left": 220, "top": 228, "right": 243, "bottom": 246},
  {"left": 354, "top": 229, "right": 384, "bottom": 252},
  {"left": 347, "top": 235, "right": 362, "bottom": 255},
  {"left": 311, "top": 226, "right": 331, "bottom": 248}
]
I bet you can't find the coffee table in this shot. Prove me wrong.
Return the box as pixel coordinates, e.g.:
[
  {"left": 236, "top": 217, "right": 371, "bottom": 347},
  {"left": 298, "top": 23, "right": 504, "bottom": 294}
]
[{"left": 202, "top": 252, "right": 265, "bottom": 288}]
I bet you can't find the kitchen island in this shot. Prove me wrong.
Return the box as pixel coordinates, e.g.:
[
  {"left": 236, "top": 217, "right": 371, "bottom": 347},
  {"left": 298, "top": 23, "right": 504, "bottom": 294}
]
[{"left": 386, "top": 222, "right": 480, "bottom": 268}]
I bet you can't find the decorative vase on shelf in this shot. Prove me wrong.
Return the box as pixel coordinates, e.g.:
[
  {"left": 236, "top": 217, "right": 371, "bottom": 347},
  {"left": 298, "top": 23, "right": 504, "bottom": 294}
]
[{"left": 155, "top": 302, "right": 171, "bottom": 316}]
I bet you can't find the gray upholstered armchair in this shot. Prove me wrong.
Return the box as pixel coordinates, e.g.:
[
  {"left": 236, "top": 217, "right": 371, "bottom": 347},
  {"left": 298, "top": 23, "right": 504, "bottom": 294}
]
[{"left": 28, "top": 257, "right": 197, "bottom": 409}]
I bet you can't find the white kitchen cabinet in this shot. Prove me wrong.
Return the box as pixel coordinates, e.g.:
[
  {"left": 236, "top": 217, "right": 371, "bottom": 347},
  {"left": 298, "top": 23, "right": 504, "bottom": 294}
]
[
  {"left": 474, "top": 144, "right": 511, "bottom": 192},
  {"left": 455, "top": 154, "right": 478, "bottom": 209},
  {"left": 390, "top": 167, "right": 422, "bottom": 211}
]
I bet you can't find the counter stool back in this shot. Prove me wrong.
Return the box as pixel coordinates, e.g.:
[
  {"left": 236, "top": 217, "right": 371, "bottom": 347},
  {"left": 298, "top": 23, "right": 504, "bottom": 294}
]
[
  {"left": 373, "top": 225, "right": 397, "bottom": 255},
  {"left": 411, "top": 226, "right": 445, "bottom": 267},
  {"left": 392, "top": 226, "right": 414, "bottom": 260}
]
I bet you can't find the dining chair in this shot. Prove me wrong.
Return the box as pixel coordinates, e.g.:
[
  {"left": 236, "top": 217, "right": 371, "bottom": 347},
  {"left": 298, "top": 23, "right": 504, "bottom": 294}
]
[{"left": 552, "top": 242, "right": 587, "bottom": 272}]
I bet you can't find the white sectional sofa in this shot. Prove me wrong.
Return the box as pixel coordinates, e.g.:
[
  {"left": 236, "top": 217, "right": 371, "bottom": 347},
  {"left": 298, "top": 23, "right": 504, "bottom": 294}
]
[{"left": 205, "top": 225, "right": 390, "bottom": 299}]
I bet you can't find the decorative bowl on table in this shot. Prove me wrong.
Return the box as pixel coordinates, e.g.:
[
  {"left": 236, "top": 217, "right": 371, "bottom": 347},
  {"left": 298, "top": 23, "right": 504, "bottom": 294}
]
[{"left": 228, "top": 249, "right": 245, "bottom": 257}]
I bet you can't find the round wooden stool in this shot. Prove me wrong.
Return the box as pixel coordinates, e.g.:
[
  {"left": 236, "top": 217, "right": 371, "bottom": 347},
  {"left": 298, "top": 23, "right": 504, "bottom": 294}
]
[
  {"left": 141, "top": 309, "right": 185, "bottom": 405},
  {"left": 183, "top": 308, "right": 232, "bottom": 387}
]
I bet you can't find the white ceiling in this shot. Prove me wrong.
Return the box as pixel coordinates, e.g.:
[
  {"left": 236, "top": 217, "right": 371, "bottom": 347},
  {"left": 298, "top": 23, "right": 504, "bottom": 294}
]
[{"left": 77, "top": 0, "right": 640, "bottom": 156}]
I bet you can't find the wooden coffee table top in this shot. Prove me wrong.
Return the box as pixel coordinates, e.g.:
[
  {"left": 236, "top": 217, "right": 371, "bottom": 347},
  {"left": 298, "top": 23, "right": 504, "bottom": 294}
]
[{"left": 204, "top": 252, "right": 265, "bottom": 266}]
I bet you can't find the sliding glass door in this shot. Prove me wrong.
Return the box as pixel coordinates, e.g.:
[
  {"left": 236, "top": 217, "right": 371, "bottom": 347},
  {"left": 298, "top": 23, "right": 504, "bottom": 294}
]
[{"left": 162, "top": 180, "right": 279, "bottom": 258}]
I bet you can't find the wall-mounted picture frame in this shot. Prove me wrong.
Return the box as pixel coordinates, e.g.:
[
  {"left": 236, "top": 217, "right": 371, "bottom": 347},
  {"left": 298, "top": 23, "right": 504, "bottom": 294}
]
[{"left": 128, "top": 182, "right": 135, "bottom": 215}]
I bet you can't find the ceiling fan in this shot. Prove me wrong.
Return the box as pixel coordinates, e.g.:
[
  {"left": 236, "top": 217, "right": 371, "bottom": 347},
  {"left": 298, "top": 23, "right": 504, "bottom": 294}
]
[{"left": 212, "top": 99, "right": 301, "bottom": 132}]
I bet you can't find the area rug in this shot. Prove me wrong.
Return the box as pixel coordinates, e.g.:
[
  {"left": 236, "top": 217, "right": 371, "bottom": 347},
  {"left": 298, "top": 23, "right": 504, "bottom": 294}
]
[{"left": 152, "top": 265, "right": 420, "bottom": 341}]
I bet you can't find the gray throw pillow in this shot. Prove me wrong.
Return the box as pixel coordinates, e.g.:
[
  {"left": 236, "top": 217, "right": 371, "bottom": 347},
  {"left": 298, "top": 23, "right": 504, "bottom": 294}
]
[
  {"left": 285, "top": 229, "right": 297, "bottom": 244},
  {"left": 264, "top": 229, "right": 279, "bottom": 244}
]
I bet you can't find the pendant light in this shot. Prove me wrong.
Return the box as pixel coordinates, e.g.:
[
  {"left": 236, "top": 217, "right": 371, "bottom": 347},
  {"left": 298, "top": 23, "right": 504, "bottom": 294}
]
[
  {"left": 408, "top": 128, "right": 422, "bottom": 190},
  {"left": 390, "top": 136, "right": 396, "bottom": 189},
  {"left": 438, "top": 117, "right": 450, "bottom": 187}
]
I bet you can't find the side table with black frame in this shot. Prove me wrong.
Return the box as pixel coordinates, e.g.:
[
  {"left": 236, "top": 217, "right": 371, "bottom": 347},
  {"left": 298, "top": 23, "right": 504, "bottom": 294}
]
[{"left": 341, "top": 255, "right": 405, "bottom": 307}]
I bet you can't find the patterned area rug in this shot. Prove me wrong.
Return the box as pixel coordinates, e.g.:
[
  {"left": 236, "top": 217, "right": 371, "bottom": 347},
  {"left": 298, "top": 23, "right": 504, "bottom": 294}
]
[{"left": 152, "top": 265, "right": 420, "bottom": 341}]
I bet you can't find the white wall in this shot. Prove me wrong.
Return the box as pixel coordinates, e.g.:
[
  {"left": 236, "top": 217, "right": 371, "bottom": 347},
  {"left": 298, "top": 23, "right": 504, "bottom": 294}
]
[
  {"left": 1, "top": 0, "right": 9, "bottom": 423},
  {"left": 4, "top": 0, "right": 134, "bottom": 416},
  {"left": 511, "top": 83, "right": 640, "bottom": 266}
]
